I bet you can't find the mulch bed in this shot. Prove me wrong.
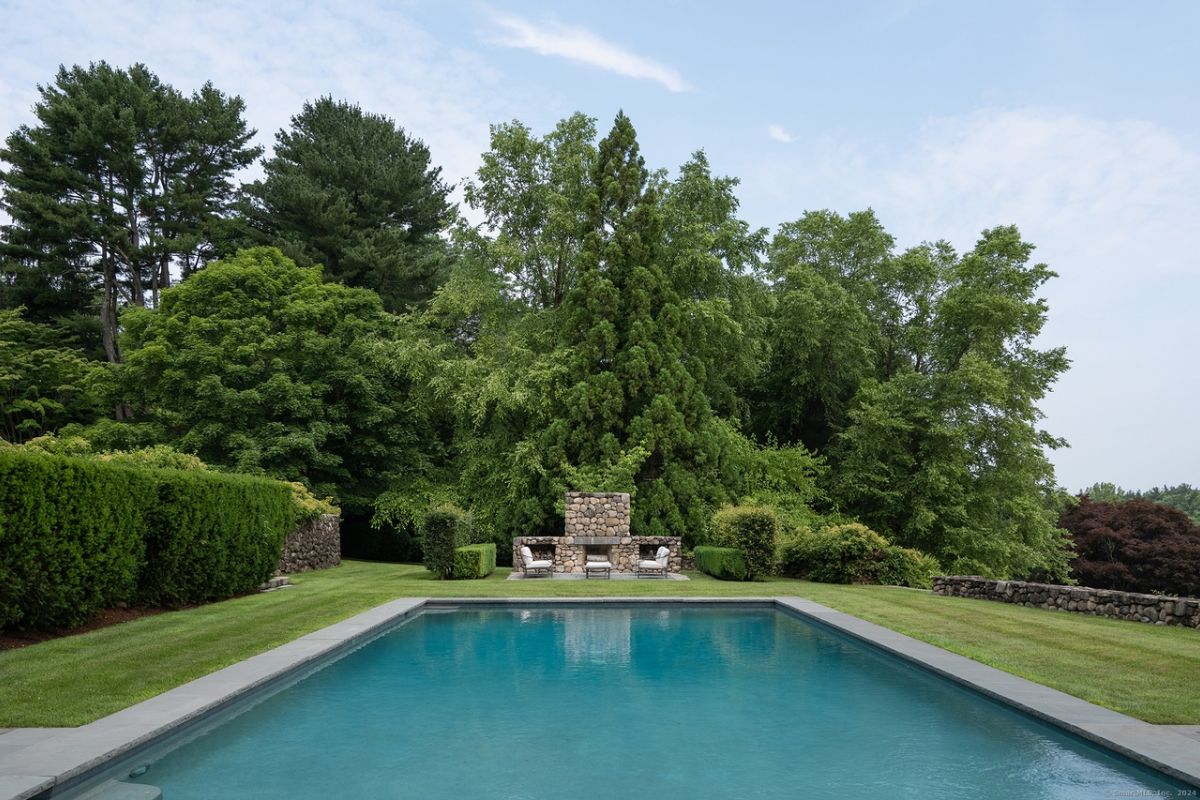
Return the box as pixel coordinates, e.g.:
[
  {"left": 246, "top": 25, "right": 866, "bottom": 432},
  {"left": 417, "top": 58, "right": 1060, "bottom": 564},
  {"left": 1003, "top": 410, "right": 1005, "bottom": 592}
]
[{"left": 0, "top": 607, "right": 169, "bottom": 651}]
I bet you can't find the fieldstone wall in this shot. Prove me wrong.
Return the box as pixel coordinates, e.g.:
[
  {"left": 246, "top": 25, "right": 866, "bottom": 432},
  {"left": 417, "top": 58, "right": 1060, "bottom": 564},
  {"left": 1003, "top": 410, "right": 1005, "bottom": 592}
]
[
  {"left": 933, "top": 576, "right": 1200, "bottom": 628},
  {"left": 512, "top": 493, "right": 681, "bottom": 574},
  {"left": 277, "top": 513, "right": 341, "bottom": 574},
  {"left": 565, "top": 492, "right": 631, "bottom": 538}
]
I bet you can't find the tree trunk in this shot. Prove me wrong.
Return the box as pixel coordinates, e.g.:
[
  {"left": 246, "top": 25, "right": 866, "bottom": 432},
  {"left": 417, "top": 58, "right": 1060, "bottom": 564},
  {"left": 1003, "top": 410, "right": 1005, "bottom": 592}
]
[{"left": 100, "top": 260, "right": 122, "bottom": 365}]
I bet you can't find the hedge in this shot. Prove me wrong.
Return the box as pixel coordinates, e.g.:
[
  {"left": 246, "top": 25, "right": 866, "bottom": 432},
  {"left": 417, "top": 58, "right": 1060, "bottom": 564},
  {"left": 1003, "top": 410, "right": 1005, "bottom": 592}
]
[
  {"left": 694, "top": 546, "right": 750, "bottom": 581},
  {"left": 0, "top": 449, "right": 295, "bottom": 630},
  {"left": 453, "top": 543, "right": 496, "bottom": 579},
  {"left": 710, "top": 506, "right": 779, "bottom": 579},
  {"left": 420, "top": 504, "right": 471, "bottom": 579}
]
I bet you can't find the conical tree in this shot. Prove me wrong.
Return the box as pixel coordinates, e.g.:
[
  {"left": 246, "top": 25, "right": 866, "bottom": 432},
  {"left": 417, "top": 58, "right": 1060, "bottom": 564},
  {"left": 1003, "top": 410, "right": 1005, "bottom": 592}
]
[{"left": 552, "top": 113, "right": 738, "bottom": 538}]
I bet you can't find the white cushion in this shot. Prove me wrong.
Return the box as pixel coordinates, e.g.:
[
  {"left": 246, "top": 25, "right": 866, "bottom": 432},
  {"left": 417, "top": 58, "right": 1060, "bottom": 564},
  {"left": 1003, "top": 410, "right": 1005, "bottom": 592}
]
[
  {"left": 527, "top": 560, "right": 553, "bottom": 569},
  {"left": 520, "top": 546, "right": 535, "bottom": 564},
  {"left": 655, "top": 546, "right": 671, "bottom": 561},
  {"left": 639, "top": 560, "right": 663, "bottom": 569},
  {"left": 585, "top": 561, "right": 613, "bottom": 569}
]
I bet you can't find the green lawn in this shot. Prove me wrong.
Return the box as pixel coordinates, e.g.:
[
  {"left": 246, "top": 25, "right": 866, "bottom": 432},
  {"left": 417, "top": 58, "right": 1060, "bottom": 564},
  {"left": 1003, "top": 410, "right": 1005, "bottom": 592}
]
[{"left": 2, "top": 560, "right": 1198, "bottom": 727}]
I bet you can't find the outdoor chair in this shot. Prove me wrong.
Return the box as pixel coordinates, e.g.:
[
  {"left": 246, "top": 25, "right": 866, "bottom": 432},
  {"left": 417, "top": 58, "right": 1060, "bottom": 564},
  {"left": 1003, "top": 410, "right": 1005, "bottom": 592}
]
[
  {"left": 637, "top": 546, "right": 671, "bottom": 579},
  {"left": 520, "top": 545, "right": 553, "bottom": 577}
]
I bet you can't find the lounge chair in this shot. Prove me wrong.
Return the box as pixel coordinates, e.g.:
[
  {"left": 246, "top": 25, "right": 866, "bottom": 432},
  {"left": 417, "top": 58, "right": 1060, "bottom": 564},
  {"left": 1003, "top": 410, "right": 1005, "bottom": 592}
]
[
  {"left": 584, "top": 555, "right": 613, "bottom": 579},
  {"left": 520, "top": 546, "right": 553, "bottom": 577},
  {"left": 637, "top": 546, "right": 670, "bottom": 579}
]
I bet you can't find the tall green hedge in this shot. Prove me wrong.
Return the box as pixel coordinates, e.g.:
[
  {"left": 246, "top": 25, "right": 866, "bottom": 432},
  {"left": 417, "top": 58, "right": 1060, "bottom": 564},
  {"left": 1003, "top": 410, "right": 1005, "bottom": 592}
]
[
  {"left": 693, "top": 546, "right": 750, "bottom": 581},
  {"left": 420, "top": 504, "right": 471, "bottom": 579},
  {"left": 0, "top": 449, "right": 295, "bottom": 630},
  {"left": 710, "top": 505, "right": 780, "bottom": 579}
]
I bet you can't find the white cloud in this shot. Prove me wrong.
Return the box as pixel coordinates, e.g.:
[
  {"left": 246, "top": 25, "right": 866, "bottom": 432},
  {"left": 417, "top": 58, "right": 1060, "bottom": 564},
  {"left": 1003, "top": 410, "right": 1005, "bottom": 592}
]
[
  {"left": 767, "top": 123, "right": 795, "bottom": 143},
  {"left": 743, "top": 109, "right": 1200, "bottom": 491},
  {"left": 489, "top": 13, "right": 691, "bottom": 92},
  {"left": 0, "top": 0, "right": 519, "bottom": 209}
]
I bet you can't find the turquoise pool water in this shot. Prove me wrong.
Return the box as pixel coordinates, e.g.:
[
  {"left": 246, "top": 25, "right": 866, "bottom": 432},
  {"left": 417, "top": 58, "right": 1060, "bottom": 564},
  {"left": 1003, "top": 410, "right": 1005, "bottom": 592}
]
[{"left": 125, "top": 606, "right": 1185, "bottom": 798}]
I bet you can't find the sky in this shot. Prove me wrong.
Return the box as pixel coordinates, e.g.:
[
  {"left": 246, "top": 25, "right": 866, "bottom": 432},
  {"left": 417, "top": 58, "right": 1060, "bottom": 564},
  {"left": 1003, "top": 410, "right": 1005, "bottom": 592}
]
[{"left": 0, "top": 0, "right": 1196, "bottom": 492}]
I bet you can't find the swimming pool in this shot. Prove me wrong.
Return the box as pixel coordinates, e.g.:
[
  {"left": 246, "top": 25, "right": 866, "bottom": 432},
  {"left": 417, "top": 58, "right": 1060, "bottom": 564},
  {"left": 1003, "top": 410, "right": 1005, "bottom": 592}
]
[{"left": 93, "top": 605, "right": 1189, "bottom": 799}]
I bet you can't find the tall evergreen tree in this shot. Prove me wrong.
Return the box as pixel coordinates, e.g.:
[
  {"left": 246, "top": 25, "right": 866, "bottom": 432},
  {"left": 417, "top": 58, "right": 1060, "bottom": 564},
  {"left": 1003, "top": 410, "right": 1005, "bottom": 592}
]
[
  {"left": 243, "top": 97, "right": 455, "bottom": 311},
  {"left": 0, "top": 62, "right": 259, "bottom": 362}
]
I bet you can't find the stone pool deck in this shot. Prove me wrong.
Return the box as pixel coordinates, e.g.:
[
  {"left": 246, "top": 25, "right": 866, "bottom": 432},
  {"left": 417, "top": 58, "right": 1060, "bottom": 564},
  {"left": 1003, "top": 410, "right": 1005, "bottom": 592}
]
[{"left": 1, "top": 597, "right": 1197, "bottom": 798}]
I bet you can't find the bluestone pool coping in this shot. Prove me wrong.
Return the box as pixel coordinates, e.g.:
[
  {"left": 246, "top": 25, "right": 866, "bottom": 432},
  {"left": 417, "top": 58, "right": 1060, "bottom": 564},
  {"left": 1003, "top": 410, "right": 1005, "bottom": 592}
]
[{"left": 0, "top": 596, "right": 1196, "bottom": 798}]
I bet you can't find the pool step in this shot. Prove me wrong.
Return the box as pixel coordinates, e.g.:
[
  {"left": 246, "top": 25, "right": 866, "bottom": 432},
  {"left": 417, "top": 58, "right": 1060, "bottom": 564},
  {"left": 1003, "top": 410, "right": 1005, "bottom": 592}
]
[{"left": 77, "top": 779, "right": 162, "bottom": 800}]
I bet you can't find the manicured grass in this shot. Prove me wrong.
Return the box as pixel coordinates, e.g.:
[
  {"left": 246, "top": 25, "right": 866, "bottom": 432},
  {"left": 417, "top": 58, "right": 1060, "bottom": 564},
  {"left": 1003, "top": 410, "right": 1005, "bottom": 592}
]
[{"left": 1, "top": 560, "right": 1198, "bottom": 726}]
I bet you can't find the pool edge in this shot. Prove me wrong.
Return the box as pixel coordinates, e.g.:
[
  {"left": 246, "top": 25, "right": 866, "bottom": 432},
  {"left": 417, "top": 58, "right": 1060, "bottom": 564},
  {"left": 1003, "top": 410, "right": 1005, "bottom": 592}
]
[
  {"left": 772, "top": 597, "right": 1200, "bottom": 789},
  {"left": 0, "top": 596, "right": 1196, "bottom": 797}
]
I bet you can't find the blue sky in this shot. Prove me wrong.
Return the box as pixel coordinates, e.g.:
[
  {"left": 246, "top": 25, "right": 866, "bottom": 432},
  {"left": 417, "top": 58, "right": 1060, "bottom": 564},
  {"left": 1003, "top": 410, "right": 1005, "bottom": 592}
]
[{"left": 1, "top": 0, "right": 1196, "bottom": 491}]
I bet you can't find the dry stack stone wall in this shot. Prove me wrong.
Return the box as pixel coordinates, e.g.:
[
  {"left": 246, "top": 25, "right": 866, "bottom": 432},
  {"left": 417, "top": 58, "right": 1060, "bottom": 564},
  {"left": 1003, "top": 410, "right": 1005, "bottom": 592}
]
[
  {"left": 933, "top": 576, "right": 1200, "bottom": 628},
  {"left": 565, "top": 492, "right": 632, "bottom": 538},
  {"left": 277, "top": 513, "right": 341, "bottom": 574}
]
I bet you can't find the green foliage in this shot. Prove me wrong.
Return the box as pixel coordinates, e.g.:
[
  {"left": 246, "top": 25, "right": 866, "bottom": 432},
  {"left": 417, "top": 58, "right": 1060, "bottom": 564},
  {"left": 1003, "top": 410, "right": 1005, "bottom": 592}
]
[
  {"left": 0, "top": 448, "right": 294, "bottom": 629},
  {"left": 420, "top": 504, "right": 471, "bottom": 579},
  {"left": 709, "top": 505, "right": 780, "bottom": 579},
  {"left": 0, "top": 308, "right": 107, "bottom": 442},
  {"left": 442, "top": 114, "right": 768, "bottom": 547},
  {"left": 762, "top": 218, "right": 1073, "bottom": 579},
  {"left": 780, "top": 523, "right": 940, "bottom": 588},
  {"left": 0, "top": 62, "right": 259, "bottom": 361},
  {"left": 0, "top": 449, "right": 150, "bottom": 629},
  {"left": 1081, "top": 482, "right": 1200, "bottom": 525},
  {"left": 453, "top": 543, "right": 497, "bottom": 579},
  {"left": 877, "top": 546, "right": 941, "bottom": 590},
  {"left": 693, "top": 546, "right": 750, "bottom": 581},
  {"left": 138, "top": 469, "right": 295, "bottom": 607},
  {"left": 119, "top": 247, "right": 438, "bottom": 512},
  {"left": 242, "top": 97, "right": 453, "bottom": 311}
]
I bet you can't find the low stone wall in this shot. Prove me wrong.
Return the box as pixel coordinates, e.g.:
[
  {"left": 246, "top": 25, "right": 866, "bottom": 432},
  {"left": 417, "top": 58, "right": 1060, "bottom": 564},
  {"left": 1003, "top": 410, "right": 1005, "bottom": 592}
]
[
  {"left": 513, "top": 535, "right": 683, "bottom": 575},
  {"left": 277, "top": 513, "right": 341, "bottom": 574},
  {"left": 932, "top": 576, "right": 1200, "bottom": 628}
]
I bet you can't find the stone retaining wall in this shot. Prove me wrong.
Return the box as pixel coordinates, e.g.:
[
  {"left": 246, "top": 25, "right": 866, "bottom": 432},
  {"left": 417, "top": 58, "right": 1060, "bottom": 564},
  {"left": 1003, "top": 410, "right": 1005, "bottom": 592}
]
[
  {"left": 932, "top": 576, "right": 1200, "bottom": 628},
  {"left": 277, "top": 513, "right": 341, "bottom": 574}
]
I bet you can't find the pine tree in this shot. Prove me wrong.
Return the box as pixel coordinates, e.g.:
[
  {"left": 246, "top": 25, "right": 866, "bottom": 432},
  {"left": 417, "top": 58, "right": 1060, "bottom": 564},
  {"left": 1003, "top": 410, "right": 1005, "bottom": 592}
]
[
  {"left": 553, "top": 113, "right": 739, "bottom": 538},
  {"left": 242, "top": 97, "right": 454, "bottom": 311},
  {"left": 0, "top": 62, "right": 259, "bottom": 362}
]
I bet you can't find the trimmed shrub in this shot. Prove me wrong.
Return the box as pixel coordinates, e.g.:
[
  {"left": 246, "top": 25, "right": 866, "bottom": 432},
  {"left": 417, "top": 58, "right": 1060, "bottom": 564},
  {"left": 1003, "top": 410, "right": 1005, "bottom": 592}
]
[
  {"left": 0, "top": 448, "right": 296, "bottom": 630},
  {"left": 453, "top": 543, "right": 496, "bottom": 579},
  {"left": 0, "top": 450, "right": 151, "bottom": 629},
  {"left": 694, "top": 546, "right": 750, "bottom": 581},
  {"left": 139, "top": 470, "right": 295, "bottom": 606},
  {"left": 420, "top": 504, "right": 471, "bottom": 579},
  {"left": 710, "top": 505, "right": 780, "bottom": 579}
]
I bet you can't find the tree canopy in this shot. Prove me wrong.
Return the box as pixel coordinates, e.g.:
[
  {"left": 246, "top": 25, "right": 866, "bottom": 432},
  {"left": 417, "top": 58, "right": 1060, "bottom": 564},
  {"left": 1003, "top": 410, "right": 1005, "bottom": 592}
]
[
  {"left": 118, "top": 247, "right": 439, "bottom": 512},
  {"left": 242, "top": 97, "right": 455, "bottom": 312},
  {"left": 0, "top": 61, "right": 1112, "bottom": 580},
  {"left": 0, "top": 62, "right": 258, "bottom": 362}
]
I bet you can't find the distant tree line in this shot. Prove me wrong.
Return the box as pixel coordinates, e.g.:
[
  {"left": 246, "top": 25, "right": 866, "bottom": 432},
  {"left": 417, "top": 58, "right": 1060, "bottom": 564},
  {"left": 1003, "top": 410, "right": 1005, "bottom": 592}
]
[
  {"left": 1080, "top": 482, "right": 1200, "bottom": 524},
  {"left": 2, "top": 61, "right": 1092, "bottom": 579}
]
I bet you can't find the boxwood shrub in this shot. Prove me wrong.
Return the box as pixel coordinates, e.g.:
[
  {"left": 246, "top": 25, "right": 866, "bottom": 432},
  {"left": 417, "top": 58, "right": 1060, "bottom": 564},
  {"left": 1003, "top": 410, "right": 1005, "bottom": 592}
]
[
  {"left": 453, "top": 543, "right": 496, "bottom": 579},
  {"left": 0, "top": 449, "right": 295, "bottom": 630},
  {"left": 694, "top": 546, "right": 750, "bottom": 581}
]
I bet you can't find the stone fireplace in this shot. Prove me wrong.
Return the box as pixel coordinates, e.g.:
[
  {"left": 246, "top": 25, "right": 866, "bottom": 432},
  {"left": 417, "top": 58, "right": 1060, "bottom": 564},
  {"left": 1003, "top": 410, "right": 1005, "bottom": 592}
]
[{"left": 512, "top": 492, "right": 682, "bottom": 575}]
